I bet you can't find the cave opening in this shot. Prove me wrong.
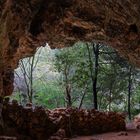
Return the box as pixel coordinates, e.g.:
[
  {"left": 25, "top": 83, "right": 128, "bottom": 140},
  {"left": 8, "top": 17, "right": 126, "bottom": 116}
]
[
  {"left": 4, "top": 41, "right": 139, "bottom": 139},
  {"left": 11, "top": 41, "right": 140, "bottom": 116}
]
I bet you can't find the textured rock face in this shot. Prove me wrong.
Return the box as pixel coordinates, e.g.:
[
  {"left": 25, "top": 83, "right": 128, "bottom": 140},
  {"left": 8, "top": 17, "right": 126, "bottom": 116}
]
[{"left": 0, "top": 0, "right": 140, "bottom": 96}]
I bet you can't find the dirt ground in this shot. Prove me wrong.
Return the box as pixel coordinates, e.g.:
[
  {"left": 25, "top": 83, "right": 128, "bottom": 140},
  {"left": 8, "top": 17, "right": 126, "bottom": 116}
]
[{"left": 71, "top": 123, "right": 140, "bottom": 140}]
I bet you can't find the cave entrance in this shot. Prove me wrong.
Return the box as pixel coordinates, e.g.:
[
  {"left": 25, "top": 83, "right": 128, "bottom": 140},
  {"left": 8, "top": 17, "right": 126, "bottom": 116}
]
[
  {"left": 12, "top": 44, "right": 62, "bottom": 108},
  {"left": 11, "top": 41, "right": 140, "bottom": 117}
]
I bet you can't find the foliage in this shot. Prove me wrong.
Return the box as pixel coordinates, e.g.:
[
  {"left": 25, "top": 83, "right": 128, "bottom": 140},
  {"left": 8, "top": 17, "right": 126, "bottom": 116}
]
[{"left": 12, "top": 42, "right": 140, "bottom": 119}]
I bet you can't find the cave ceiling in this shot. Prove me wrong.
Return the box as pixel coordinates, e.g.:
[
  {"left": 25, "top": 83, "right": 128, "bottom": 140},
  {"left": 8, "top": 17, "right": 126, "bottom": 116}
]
[{"left": 0, "top": 0, "right": 140, "bottom": 96}]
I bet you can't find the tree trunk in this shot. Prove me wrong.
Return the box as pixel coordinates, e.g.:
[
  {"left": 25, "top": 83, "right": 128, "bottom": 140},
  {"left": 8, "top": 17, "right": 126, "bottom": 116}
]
[
  {"left": 79, "top": 85, "right": 87, "bottom": 109},
  {"left": 64, "top": 62, "right": 72, "bottom": 108},
  {"left": 128, "top": 66, "right": 132, "bottom": 120},
  {"left": 66, "top": 84, "right": 72, "bottom": 107},
  {"left": 109, "top": 89, "right": 112, "bottom": 111},
  {"left": 92, "top": 44, "right": 100, "bottom": 110},
  {"left": 86, "top": 43, "right": 100, "bottom": 110}
]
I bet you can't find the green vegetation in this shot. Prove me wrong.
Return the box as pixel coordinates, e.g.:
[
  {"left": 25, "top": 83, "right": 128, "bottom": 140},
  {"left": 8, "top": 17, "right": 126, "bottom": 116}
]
[{"left": 12, "top": 42, "right": 140, "bottom": 120}]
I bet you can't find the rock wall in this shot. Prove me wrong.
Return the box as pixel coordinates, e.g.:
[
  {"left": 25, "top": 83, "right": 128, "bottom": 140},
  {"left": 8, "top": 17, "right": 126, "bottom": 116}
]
[{"left": 0, "top": 0, "right": 140, "bottom": 96}]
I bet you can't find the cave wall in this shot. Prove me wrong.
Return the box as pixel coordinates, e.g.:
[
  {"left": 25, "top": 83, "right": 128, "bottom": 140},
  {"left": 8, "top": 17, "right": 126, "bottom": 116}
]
[{"left": 0, "top": 0, "right": 140, "bottom": 96}]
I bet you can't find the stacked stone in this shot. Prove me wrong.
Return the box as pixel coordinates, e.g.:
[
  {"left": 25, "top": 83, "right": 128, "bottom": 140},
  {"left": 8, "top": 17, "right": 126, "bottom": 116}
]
[
  {"left": 49, "top": 108, "right": 126, "bottom": 136},
  {"left": 1, "top": 99, "right": 126, "bottom": 140},
  {"left": 2, "top": 99, "right": 56, "bottom": 140}
]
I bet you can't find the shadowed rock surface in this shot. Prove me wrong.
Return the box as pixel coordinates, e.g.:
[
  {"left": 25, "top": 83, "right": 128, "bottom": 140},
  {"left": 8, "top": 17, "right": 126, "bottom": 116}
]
[{"left": 0, "top": 0, "right": 140, "bottom": 96}]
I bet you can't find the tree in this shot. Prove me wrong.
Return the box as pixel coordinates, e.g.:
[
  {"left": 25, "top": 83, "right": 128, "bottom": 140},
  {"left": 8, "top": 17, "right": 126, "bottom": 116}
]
[
  {"left": 14, "top": 49, "right": 41, "bottom": 103},
  {"left": 13, "top": 46, "right": 65, "bottom": 108},
  {"left": 54, "top": 46, "right": 81, "bottom": 107}
]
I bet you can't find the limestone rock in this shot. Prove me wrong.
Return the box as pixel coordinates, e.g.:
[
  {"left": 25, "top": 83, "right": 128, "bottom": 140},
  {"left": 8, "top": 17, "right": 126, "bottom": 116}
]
[{"left": 0, "top": 0, "right": 140, "bottom": 96}]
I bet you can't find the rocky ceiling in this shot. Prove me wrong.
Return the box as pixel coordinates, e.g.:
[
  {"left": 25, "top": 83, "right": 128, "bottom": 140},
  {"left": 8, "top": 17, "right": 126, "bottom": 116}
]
[{"left": 0, "top": 0, "right": 140, "bottom": 96}]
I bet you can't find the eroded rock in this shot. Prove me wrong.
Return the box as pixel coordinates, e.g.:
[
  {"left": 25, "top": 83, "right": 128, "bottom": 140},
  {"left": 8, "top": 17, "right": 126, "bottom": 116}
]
[{"left": 0, "top": 0, "right": 140, "bottom": 96}]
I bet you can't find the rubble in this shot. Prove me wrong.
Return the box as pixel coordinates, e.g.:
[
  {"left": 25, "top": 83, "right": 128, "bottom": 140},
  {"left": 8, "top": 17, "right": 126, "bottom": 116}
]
[{"left": 0, "top": 100, "right": 126, "bottom": 140}]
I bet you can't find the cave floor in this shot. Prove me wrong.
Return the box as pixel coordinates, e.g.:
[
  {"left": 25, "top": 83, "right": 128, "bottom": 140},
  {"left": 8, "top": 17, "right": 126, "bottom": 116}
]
[
  {"left": 71, "top": 123, "right": 140, "bottom": 140},
  {"left": 71, "top": 132, "right": 138, "bottom": 140}
]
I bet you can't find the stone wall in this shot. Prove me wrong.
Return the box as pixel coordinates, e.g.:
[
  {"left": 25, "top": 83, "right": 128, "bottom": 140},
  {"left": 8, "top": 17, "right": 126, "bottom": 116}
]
[{"left": 0, "top": 99, "right": 125, "bottom": 140}]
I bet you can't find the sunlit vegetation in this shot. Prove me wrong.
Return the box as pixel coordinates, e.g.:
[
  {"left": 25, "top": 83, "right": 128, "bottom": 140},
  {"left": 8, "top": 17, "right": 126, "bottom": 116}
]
[{"left": 12, "top": 42, "right": 140, "bottom": 120}]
